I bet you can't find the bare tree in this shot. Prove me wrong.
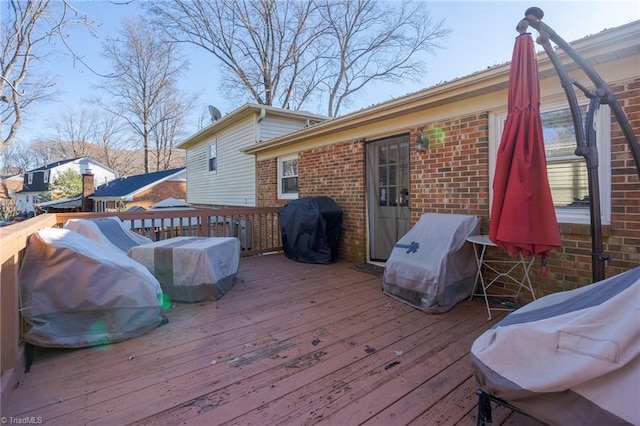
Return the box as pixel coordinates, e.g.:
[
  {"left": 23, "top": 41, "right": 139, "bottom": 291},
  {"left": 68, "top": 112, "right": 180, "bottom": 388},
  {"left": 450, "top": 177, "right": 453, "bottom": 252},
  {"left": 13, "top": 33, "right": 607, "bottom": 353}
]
[
  {"left": 0, "top": 0, "right": 63, "bottom": 155},
  {"left": 47, "top": 107, "right": 140, "bottom": 176},
  {"left": 1, "top": 108, "right": 143, "bottom": 178},
  {"left": 148, "top": 0, "right": 449, "bottom": 116},
  {"left": 148, "top": 0, "right": 325, "bottom": 110},
  {"left": 317, "top": 0, "right": 450, "bottom": 116},
  {"left": 0, "top": 141, "right": 22, "bottom": 174},
  {"left": 0, "top": 139, "right": 45, "bottom": 173},
  {"left": 48, "top": 108, "right": 95, "bottom": 158},
  {"left": 29, "top": 139, "right": 59, "bottom": 165},
  {"left": 91, "top": 115, "right": 141, "bottom": 177},
  {"left": 149, "top": 95, "right": 190, "bottom": 171},
  {"left": 98, "top": 16, "right": 193, "bottom": 173}
]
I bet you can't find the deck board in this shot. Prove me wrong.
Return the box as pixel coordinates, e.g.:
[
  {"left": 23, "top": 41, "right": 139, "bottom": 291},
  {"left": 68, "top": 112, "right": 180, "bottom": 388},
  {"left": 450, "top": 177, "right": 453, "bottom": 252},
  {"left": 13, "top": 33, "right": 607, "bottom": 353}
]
[{"left": 4, "top": 253, "right": 542, "bottom": 425}]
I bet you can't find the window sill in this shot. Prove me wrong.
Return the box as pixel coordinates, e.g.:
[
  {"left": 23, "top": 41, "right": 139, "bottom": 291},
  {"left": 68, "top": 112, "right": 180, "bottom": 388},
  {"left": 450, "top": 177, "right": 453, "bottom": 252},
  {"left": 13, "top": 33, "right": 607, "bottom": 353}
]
[{"left": 278, "top": 193, "right": 298, "bottom": 200}]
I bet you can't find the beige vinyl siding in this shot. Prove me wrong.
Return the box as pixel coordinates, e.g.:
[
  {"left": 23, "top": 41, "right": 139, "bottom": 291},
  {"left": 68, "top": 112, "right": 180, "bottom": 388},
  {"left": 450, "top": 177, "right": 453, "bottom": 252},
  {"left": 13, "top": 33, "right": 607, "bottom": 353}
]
[
  {"left": 258, "top": 115, "right": 310, "bottom": 142},
  {"left": 185, "top": 145, "right": 208, "bottom": 203},
  {"left": 186, "top": 116, "right": 257, "bottom": 206},
  {"left": 185, "top": 109, "right": 322, "bottom": 207}
]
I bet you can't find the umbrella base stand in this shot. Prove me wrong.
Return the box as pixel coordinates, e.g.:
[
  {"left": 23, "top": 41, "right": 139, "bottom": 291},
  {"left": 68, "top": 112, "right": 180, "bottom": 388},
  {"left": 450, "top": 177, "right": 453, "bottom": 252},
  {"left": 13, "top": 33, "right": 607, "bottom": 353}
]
[
  {"left": 467, "top": 235, "right": 536, "bottom": 320},
  {"left": 519, "top": 8, "right": 640, "bottom": 282}
]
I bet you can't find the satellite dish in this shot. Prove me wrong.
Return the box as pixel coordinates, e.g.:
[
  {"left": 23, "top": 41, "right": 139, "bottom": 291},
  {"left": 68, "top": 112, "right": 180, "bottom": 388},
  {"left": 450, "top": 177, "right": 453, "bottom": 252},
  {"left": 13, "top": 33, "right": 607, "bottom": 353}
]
[{"left": 208, "top": 105, "right": 222, "bottom": 122}]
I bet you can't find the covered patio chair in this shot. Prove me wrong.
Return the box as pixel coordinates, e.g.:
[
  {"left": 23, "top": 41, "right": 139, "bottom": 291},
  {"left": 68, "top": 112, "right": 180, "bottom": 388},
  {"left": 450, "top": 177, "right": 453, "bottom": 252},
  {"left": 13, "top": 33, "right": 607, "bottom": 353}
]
[
  {"left": 64, "top": 216, "right": 153, "bottom": 253},
  {"left": 19, "top": 227, "right": 165, "bottom": 350},
  {"left": 382, "top": 213, "right": 481, "bottom": 313}
]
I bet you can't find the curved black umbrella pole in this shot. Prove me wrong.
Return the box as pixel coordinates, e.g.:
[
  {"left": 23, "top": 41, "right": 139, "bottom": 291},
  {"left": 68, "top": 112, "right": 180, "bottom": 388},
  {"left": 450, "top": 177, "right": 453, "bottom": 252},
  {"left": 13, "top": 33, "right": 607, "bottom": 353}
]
[{"left": 517, "top": 7, "right": 640, "bottom": 283}]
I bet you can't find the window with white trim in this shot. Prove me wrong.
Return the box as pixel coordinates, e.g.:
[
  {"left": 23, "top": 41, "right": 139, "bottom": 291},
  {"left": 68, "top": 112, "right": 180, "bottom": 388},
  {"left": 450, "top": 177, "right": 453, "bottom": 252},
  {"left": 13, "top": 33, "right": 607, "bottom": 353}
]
[
  {"left": 489, "top": 99, "right": 611, "bottom": 225},
  {"left": 278, "top": 154, "right": 299, "bottom": 199},
  {"left": 208, "top": 140, "right": 217, "bottom": 173},
  {"left": 27, "top": 173, "right": 33, "bottom": 185},
  {"left": 44, "top": 170, "right": 49, "bottom": 183}
]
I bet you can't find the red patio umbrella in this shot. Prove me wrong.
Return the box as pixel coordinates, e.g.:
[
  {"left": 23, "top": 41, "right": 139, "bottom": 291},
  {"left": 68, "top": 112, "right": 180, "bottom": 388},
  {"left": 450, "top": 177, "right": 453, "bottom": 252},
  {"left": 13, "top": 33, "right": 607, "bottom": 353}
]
[{"left": 489, "top": 31, "right": 561, "bottom": 265}]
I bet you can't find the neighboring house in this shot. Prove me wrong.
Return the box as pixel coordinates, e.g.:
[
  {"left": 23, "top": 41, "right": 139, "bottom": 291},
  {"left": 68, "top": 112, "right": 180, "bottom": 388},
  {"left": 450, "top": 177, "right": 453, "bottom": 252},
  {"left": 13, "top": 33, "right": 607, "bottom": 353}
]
[
  {"left": 1, "top": 174, "right": 23, "bottom": 222},
  {"left": 177, "top": 104, "right": 328, "bottom": 207},
  {"left": 34, "top": 195, "right": 84, "bottom": 214},
  {"left": 243, "top": 21, "right": 640, "bottom": 296},
  {"left": 0, "top": 174, "right": 23, "bottom": 199},
  {"left": 90, "top": 168, "right": 186, "bottom": 212},
  {"left": 16, "top": 157, "right": 118, "bottom": 214}
]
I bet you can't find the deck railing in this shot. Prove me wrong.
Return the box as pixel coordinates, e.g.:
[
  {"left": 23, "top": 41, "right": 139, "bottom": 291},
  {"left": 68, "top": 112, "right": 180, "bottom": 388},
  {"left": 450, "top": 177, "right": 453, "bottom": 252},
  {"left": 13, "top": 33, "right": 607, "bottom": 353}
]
[
  {"left": 55, "top": 207, "right": 283, "bottom": 257},
  {"left": 0, "top": 207, "right": 283, "bottom": 407}
]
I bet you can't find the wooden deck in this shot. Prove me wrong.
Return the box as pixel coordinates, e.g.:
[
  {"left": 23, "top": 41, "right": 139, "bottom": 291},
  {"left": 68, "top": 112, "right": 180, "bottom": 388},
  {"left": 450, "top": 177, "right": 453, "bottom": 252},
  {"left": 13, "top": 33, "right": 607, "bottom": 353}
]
[{"left": 4, "top": 254, "right": 541, "bottom": 425}]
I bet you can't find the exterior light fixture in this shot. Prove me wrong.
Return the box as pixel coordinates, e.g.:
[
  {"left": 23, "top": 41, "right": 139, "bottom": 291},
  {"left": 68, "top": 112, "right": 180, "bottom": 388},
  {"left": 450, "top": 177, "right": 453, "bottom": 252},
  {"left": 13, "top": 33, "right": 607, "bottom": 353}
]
[{"left": 416, "top": 129, "right": 429, "bottom": 152}]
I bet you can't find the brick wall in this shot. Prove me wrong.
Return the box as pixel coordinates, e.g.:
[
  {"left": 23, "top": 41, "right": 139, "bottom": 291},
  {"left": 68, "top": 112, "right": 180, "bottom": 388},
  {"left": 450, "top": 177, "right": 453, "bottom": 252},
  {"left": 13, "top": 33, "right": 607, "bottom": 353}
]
[
  {"left": 410, "top": 114, "right": 490, "bottom": 226},
  {"left": 256, "top": 76, "right": 639, "bottom": 297},
  {"left": 298, "top": 140, "right": 367, "bottom": 261},
  {"left": 256, "top": 141, "right": 368, "bottom": 261},
  {"left": 256, "top": 158, "right": 283, "bottom": 208},
  {"left": 130, "top": 181, "right": 187, "bottom": 209},
  {"left": 600, "top": 78, "right": 640, "bottom": 272}
]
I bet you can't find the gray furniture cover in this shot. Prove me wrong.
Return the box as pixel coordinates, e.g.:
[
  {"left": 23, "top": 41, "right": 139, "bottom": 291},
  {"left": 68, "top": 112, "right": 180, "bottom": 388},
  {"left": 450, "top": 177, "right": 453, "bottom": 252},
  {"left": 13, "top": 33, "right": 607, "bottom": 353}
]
[
  {"left": 64, "top": 217, "right": 153, "bottom": 252},
  {"left": 128, "top": 236, "right": 240, "bottom": 303},
  {"left": 19, "top": 227, "right": 165, "bottom": 348},
  {"left": 65, "top": 217, "right": 240, "bottom": 303},
  {"left": 382, "top": 213, "right": 481, "bottom": 313},
  {"left": 471, "top": 266, "right": 640, "bottom": 425}
]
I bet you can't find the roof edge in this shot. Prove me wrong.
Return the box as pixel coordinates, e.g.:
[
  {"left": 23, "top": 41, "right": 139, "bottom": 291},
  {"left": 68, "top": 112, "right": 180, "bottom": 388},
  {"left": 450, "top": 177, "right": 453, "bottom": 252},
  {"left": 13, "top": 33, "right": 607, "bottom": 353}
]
[
  {"left": 242, "top": 20, "right": 639, "bottom": 155},
  {"left": 177, "top": 104, "right": 329, "bottom": 149}
]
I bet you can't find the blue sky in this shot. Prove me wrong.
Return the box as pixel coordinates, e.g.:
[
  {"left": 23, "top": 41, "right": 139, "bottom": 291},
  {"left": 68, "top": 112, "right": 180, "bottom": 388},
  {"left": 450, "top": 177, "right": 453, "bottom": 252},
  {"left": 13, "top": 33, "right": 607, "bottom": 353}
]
[{"left": 16, "top": 0, "right": 640, "bottom": 144}]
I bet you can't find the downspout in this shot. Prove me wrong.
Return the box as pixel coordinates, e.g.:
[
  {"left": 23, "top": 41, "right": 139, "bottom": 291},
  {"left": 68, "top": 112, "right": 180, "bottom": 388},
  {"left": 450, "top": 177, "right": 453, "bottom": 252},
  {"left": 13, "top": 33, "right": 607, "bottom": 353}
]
[{"left": 256, "top": 107, "right": 267, "bottom": 144}]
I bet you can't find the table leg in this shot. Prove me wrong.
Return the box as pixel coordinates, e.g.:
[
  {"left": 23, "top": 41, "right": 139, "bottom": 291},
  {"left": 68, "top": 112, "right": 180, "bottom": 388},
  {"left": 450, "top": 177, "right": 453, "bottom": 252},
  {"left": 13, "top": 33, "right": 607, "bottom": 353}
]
[{"left": 470, "top": 243, "right": 493, "bottom": 320}]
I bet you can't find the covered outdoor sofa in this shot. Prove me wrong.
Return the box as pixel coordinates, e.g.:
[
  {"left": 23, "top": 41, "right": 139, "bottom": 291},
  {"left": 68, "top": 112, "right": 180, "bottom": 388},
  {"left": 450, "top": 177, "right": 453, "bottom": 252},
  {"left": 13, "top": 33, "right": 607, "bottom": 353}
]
[{"left": 471, "top": 266, "right": 640, "bottom": 426}]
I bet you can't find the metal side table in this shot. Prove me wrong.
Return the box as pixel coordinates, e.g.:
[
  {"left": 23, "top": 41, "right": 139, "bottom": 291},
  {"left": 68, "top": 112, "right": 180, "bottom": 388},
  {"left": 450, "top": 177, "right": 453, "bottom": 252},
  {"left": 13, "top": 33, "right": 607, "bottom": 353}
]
[{"left": 466, "top": 235, "right": 536, "bottom": 320}]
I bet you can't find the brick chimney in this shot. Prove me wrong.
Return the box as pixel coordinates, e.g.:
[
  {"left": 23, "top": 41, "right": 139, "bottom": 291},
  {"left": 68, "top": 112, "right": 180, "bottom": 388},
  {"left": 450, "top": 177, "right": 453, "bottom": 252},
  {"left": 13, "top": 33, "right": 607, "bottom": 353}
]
[{"left": 82, "top": 169, "right": 95, "bottom": 212}]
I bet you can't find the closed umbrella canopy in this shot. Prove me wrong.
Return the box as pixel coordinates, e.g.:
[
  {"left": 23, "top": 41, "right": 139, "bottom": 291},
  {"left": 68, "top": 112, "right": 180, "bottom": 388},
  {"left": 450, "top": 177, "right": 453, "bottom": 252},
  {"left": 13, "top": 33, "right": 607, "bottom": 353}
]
[{"left": 489, "top": 32, "right": 561, "bottom": 260}]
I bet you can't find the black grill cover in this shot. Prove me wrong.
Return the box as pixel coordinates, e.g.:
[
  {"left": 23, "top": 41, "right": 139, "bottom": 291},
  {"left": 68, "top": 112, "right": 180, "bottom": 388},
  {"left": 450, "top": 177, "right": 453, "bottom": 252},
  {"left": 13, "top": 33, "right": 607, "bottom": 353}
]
[{"left": 280, "top": 197, "right": 343, "bottom": 264}]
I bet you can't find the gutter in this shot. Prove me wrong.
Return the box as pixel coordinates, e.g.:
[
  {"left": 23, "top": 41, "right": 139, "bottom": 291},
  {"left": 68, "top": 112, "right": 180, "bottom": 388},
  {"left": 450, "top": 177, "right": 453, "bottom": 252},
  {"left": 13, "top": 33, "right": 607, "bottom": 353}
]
[{"left": 242, "top": 20, "right": 639, "bottom": 155}]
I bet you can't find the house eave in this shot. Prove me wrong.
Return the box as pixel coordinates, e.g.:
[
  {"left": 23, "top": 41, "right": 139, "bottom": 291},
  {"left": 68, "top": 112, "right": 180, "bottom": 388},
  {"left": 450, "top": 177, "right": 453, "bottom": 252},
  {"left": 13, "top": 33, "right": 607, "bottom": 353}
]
[
  {"left": 242, "top": 20, "right": 639, "bottom": 155},
  {"left": 177, "top": 104, "right": 329, "bottom": 150},
  {"left": 89, "top": 196, "right": 133, "bottom": 202}
]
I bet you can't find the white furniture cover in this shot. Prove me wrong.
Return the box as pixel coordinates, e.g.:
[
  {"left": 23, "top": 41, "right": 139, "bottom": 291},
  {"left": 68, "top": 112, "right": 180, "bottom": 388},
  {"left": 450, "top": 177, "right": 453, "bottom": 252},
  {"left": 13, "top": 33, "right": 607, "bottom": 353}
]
[
  {"left": 64, "top": 217, "right": 153, "bottom": 252},
  {"left": 471, "top": 266, "right": 640, "bottom": 425},
  {"left": 128, "top": 236, "right": 240, "bottom": 303},
  {"left": 19, "top": 228, "right": 164, "bottom": 348},
  {"left": 382, "top": 213, "right": 481, "bottom": 313}
]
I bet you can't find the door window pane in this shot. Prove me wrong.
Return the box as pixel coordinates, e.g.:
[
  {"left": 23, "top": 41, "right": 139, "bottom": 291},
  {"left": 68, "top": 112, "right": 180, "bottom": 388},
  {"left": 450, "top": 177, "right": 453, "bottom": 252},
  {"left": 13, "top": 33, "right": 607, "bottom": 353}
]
[{"left": 377, "top": 140, "right": 409, "bottom": 207}]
